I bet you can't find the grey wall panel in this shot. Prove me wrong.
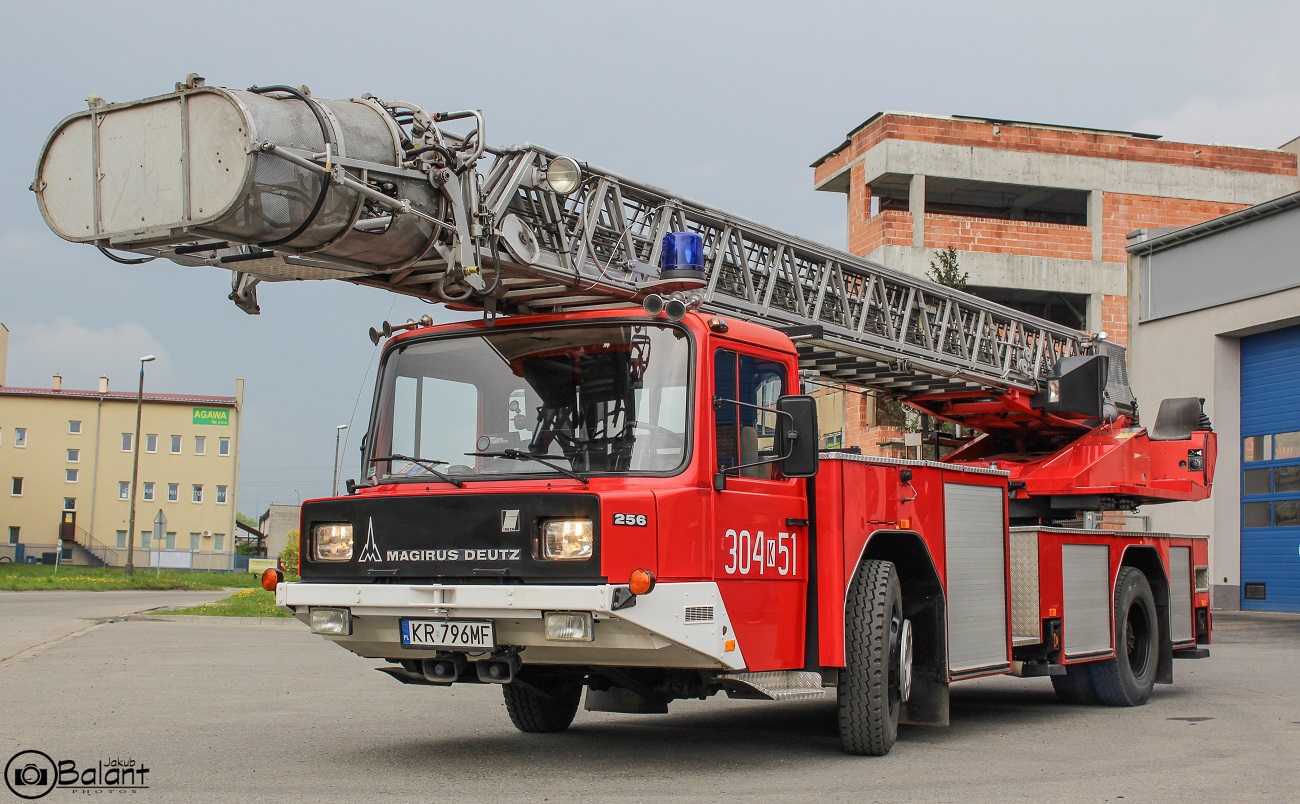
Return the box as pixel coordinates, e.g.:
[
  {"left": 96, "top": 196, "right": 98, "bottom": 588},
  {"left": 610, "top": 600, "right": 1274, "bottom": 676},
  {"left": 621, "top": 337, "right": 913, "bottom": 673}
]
[
  {"left": 945, "top": 484, "right": 1009, "bottom": 674},
  {"left": 1142, "top": 205, "right": 1300, "bottom": 321},
  {"left": 1009, "top": 529, "right": 1041, "bottom": 645},
  {"left": 1062, "top": 544, "right": 1112, "bottom": 657},
  {"left": 1169, "top": 546, "right": 1194, "bottom": 643}
]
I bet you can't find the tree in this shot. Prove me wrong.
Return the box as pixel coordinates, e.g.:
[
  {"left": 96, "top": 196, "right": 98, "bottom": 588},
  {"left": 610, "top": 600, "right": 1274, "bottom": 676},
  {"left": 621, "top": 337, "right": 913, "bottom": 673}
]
[
  {"left": 280, "top": 530, "right": 299, "bottom": 573},
  {"left": 927, "top": 246, "right": 967, "bottom": 291},
  {"left": 879, "top": 397, "right": 919, "bottom": 432}
]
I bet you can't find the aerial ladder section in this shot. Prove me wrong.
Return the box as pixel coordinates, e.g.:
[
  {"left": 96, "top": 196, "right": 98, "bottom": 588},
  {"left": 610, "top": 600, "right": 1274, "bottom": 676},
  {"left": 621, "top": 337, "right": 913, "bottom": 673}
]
[
  {"left": 33, "top": 77, "right": 1099, "bottom": 405},
  {"left": 34, "top": 77, "right": 1213, "bottom": 516}
]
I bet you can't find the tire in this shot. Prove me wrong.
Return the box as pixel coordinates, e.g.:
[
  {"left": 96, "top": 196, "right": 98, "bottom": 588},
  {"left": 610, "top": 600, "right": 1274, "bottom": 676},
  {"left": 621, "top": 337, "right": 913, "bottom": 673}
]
[
  {"left": 502, "top": 670, "right": 583, "bottom": 733},
  {"left": 1088, "top": 566, "right": 1158, "bottom": 706},
  {"left": 839, "top": 559, "right": 909, "bottom": 756},
  {"left": 1050, "top": 664, "right": 1098, "bottom": 704}
]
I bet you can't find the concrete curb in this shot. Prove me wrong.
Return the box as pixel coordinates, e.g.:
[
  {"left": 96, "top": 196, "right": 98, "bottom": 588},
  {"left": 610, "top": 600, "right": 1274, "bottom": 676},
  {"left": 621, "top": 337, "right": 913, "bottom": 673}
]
[{"left": 128, "top": 614, "right": 299, "bottom": 627}]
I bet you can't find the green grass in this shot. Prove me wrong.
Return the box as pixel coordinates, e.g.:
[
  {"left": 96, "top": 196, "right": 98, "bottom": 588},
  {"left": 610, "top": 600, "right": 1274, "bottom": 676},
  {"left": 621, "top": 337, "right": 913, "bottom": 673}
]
[
  {"left": 0, "top": 563, "right": 266, "bottom": 591},
  {"left": 158, "top": 588, "right": 291, "bottom": 618}
]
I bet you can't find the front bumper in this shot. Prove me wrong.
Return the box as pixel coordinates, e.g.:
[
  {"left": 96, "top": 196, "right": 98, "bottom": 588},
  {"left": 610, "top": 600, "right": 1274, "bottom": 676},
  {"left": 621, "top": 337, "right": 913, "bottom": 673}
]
[{"left": 278, "top": 581, "right": 746, "bottom": 670}]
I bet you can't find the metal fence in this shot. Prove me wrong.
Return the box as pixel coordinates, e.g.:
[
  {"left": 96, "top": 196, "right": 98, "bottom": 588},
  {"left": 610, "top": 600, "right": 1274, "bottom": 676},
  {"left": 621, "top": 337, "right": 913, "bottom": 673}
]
[{"left": 5, "top": 541, "right": 247, "bottom": 573}]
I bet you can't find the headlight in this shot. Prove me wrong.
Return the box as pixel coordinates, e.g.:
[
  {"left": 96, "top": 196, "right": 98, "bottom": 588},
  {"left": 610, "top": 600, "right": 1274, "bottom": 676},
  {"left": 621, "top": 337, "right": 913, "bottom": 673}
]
[
  {"left": 541, "top": 518, "right": 593, "bottom": 560},
  {"left": 545, "top": 612, "right": 594, "bottom": 641},
  {"left": 544, "top": 156, "right": 582, "bottom": 195},
  {"left": 310, "top": 608, "right": 352, "bottom": 635},
  {"left": 313, "top": 522, "right": 354, "bottom": 561}
]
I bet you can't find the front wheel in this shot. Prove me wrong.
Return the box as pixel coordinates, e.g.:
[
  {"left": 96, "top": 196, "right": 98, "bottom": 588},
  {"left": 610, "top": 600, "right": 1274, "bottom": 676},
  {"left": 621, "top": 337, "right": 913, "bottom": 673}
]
[
  {"left": 839, "top": 559, "right": 910, "bottom": 756},
  {"left": 1089, "top": 567, "right": 1158, "bottom": 706},
  {"left": 502, "top": 669, "right": 584, "bottom": 733}
]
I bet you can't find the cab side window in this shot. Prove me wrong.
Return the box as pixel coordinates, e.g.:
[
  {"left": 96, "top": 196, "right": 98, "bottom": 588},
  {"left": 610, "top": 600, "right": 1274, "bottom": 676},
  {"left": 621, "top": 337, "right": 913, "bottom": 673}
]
[{"left": 714, "top": 350, "right": 786, "bottom": 480}]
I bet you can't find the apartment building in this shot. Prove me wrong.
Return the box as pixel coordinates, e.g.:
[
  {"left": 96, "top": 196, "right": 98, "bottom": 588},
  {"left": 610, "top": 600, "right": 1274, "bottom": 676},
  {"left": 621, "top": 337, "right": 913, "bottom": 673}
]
[{"left": 0, "top": 336, "right": 243, "bottom": 568}]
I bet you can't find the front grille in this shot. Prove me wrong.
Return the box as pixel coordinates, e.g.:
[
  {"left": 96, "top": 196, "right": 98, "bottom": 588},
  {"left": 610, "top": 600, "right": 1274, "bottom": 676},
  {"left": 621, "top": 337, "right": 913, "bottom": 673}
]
[{"left": 684, "top": 606, "right": 714, "bottom": 623}]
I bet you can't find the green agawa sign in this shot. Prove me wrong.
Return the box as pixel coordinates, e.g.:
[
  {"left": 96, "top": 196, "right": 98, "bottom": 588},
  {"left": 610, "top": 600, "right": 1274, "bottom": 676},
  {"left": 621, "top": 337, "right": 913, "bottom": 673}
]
[{"left": 192, "top": 407, "right": 230, "bottom": 426}]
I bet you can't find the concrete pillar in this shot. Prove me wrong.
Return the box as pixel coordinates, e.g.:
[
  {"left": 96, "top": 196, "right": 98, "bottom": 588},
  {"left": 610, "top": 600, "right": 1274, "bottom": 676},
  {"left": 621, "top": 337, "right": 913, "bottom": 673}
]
[
  {"left": 1087, "top": 293, "right": 1104, "bottom": 334},
  {"left": 1088, "top": 190, "right": 1104, "bottom": 262},
  {"left": 1211, "top": 333, "right": 1242, "bottom": 609},
  {"left": 909, "top": 174, "right": 926, "bottom": 248}
]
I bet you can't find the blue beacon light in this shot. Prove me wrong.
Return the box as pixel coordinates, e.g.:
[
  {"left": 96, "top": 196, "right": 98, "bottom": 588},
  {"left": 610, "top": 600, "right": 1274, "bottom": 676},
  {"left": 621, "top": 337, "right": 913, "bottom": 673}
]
[{"left": 659, "top": 231, "right": 705, "bottom": 281}]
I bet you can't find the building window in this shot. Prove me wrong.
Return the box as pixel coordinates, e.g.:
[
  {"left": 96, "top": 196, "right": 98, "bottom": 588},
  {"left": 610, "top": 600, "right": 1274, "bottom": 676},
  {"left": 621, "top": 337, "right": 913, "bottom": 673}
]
[
  {"left": 140, "top": 531, "right": 151, "bottom": 550},
  {"left": 68, "top": 420, "right": 82, "bottom": 434},
  {"left": 67, "top": 449, "right": 80, "bottom": 463},
  {"left": 170, "top": 435, "right": 181, "bottom": 454},
  {"left": 119, "top": 481, "right": 131, "bottom": 500},
  {"left": 116, "top": 530, "right": 127, "bottom": 549},
  {"left": 164, "top": 532, "right": 177, "bottom": 551},
  {"left": 192, "top": 484, "right": 204, "bottom": 503},
  {"left": 216, "top": 485, "right": 228, "bottom": 504},
  {"left": 824, "top": 431, "right": 844, "bottom": 450},
  {"left": 143, "top": 482, "right": 155, "bottom": 502},
  {"left": 66, "top": 469, "right": 79, "bottom": 483},
  {"left": 219, "top": 437, "right": 231, "bottom": 456},
  {"left": 14, "top": 428, "right": 26, "bottom": 448},
  {"left": 63, "top": 498, "right": 76, "bottom": 511},
  {"left": 121, "top": 433, "right": 133, "bottom": 452},
  {"left": 146, "top": 434, "right": 158, "bottom": 453},
  {"left": 11, "top": 477, "right": 22, "bottom": 496},
  {"left": 189, "top": 532, "right": 202, "bottom": 551},
  {"left": 8, "top": 526, "right": 18, "bottom": 545},
  {"left": 213, "top": 533, "right": 226, "bottom": 552},
  {"left": 194, "top": 436, "right": 206, "bottom": 456},
  {"left": 167, "top": 483, "right": 179, "bottom": 503}
]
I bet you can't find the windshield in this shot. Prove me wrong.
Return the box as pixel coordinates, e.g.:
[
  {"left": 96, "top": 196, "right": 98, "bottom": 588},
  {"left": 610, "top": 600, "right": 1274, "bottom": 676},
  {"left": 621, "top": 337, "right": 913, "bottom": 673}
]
[{"left": 369, "top": 322, "right": 691, "bottom": 481}]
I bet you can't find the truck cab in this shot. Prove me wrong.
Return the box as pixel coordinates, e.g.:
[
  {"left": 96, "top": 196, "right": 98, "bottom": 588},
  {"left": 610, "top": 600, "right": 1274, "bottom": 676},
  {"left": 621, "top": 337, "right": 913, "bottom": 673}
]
[{"left": 283, "top": 308, "right": 818, "bottom": 717}]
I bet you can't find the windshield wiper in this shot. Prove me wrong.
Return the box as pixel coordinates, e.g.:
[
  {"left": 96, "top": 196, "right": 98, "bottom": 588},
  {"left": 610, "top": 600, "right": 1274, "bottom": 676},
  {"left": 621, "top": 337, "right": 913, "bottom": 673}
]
[
  {"left": 370, "top": 454, "right": 465, "bottom": 488},
  {"left": 469, "top": 449, "right": 589, "bottom": 484}
]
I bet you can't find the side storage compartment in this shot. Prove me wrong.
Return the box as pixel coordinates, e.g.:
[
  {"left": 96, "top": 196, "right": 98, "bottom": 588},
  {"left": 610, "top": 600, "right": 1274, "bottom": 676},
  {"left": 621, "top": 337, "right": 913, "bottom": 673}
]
[{"left": 944, "top": 483, "right": 1010, "bottom": 677}]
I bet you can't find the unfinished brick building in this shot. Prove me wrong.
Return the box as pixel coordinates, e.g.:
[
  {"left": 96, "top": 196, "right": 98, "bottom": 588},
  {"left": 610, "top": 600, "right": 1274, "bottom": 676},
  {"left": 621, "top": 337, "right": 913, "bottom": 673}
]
[{"left": 809, "top": 112, "right": 1299, "bottom": 455}]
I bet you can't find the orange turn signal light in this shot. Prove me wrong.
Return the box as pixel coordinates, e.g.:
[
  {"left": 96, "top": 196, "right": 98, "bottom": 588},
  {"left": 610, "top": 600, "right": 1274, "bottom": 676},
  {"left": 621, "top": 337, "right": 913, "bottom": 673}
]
[
  {"left": 261, "top": 567, "right": 285, "bottom": 592},
  {"left": 628, "top": 568, "right": 656, "bottom": 596}
]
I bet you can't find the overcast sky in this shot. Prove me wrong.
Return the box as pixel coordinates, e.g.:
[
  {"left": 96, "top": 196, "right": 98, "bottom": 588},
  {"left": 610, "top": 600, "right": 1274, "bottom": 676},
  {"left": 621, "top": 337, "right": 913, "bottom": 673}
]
[{"left": 1, "top": 0, "right": 1296, "bottom": 517}]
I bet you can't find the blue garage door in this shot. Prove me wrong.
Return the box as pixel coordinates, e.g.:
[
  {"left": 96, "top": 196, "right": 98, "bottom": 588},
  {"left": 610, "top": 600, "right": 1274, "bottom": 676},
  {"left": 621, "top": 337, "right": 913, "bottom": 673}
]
[{"left": 1241, "top": 325, "right": 1300, "bottom": 612}]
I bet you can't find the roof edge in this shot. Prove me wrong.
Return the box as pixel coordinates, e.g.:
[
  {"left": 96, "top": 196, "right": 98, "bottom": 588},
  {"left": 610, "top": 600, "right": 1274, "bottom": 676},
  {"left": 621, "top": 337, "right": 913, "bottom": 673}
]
[{"left": 1127, "top": 189, "right": 1300, "bottom": 255}]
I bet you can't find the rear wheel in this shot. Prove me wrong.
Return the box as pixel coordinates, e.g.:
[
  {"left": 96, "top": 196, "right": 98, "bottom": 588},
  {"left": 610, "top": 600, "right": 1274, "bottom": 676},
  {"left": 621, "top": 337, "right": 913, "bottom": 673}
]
[
  {"left": 502, "top": 669, "right": 584, "bottom": 733},
  {"left": 839, "top": 559, "right": 909, "bottom": 756},
  {"left": 1090, "top": 567, "right": 1158, "bottom": 706},
  {"left": 1050, "top": 664, "right": 1098, "bottom": 704}
]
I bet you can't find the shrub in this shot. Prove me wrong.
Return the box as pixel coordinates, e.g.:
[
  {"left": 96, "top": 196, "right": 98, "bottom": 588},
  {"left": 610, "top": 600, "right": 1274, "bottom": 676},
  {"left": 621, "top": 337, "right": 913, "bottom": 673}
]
[{"left": 280, "top": 530, "right": 299, "bottom": 572}]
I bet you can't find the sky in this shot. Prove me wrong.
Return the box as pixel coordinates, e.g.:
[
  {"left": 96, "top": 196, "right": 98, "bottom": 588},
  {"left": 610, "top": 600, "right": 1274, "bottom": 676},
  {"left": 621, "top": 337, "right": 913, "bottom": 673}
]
[{"left": 1, "top": 0, "right": 1296, "bottom": 517}]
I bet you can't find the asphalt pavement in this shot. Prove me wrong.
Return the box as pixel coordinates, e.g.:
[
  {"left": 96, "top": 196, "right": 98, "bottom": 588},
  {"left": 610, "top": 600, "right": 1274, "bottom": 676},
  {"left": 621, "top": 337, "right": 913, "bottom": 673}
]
[{"left": 0, "top": 593, "right": 1296, "bottom": 803}]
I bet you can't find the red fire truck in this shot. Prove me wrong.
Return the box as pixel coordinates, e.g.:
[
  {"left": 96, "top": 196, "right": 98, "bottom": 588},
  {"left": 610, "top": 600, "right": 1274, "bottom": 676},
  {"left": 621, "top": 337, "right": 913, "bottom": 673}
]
[{"left": 33, "top": 77, "right": 1214, "bottom": 755}]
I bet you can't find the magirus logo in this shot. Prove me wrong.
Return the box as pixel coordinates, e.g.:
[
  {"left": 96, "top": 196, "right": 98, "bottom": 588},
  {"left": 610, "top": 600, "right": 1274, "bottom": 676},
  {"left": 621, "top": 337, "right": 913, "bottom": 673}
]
[{"left": 357, "top": 518, "right": 383, "bottom": 563}]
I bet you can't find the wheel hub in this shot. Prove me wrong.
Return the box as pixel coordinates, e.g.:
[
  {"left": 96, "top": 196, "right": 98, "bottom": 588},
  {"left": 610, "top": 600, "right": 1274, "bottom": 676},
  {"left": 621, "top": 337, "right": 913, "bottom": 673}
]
[{"left": 897, "top": 619, "right": 914, "bottom": 702}]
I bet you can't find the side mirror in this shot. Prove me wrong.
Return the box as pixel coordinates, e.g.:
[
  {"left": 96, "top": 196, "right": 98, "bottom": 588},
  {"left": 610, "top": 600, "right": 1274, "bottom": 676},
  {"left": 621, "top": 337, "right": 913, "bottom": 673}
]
[{"left": 777, "top": 395, "right": 819, "bottom": 478}]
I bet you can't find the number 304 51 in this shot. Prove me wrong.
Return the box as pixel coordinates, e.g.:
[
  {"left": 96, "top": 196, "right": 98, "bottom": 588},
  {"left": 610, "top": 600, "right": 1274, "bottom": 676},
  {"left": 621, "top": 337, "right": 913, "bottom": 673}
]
[{"left": 723, "top": 529, "right": 798, "bottom": 576}]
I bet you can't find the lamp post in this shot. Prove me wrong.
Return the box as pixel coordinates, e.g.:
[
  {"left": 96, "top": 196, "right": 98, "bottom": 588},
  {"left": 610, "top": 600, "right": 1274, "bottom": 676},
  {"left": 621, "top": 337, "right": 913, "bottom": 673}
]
[
  {"left": 332, "top": 424, "right": 348, "bottom": 496},
  {"left": 124, "top": 355, "right": 156, "bottom": 578}
]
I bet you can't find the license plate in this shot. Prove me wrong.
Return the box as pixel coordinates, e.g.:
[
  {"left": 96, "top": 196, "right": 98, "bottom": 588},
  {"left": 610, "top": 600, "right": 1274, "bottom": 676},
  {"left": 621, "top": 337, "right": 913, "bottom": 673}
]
[{"left": 400, "top": 619, "right": 495, "bottom": 649}]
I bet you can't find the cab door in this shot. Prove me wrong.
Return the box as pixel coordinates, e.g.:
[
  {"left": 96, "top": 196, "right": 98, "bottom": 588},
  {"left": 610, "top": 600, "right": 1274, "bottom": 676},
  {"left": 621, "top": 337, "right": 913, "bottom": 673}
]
[{"left": 711, "top": 347, "right": 810, "bottom": 670}]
